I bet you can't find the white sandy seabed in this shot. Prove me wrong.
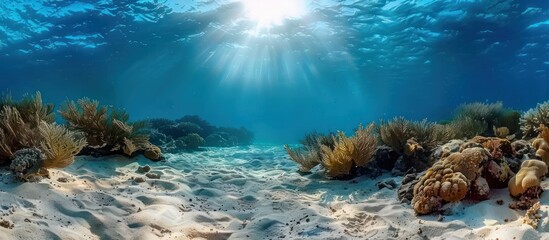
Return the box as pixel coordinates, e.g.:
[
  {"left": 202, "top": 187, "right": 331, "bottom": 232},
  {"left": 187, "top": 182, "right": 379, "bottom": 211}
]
[{"left": 0, "top": 144, "right": 548, "bottom": 240}]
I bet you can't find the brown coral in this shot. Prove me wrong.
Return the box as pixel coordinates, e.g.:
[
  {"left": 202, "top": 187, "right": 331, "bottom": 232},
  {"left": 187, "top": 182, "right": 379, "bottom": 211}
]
[
  {"left": 411, "top": 147, "right": 490, "bottom": 214},
  {"left": 508, "top": 159, "right": 548, "bottom": 197}
]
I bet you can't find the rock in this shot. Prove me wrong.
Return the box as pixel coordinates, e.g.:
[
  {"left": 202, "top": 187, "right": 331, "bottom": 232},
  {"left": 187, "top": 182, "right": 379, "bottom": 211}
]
[
  {"left": 459, "top": 141, "right": 483, "bottom": 152},
  {"left": 512, "top": 140, "right": 534, "bottom": 158},
  {"left": 134, "top": 177, "right": 146, "bottom": 183},
  {"left": 482, "top": 160, "right": 512, "bottom": 189},
  {"left": 391, "top": 156, "right": 408, "bottom": 176},
  {"left": 376, "top": 179, "right": 397, "bottom": 190},
  {"left": 397, "top": 172, "right": 421, "bottom": 204},
  {"left": 145, "top": 173, "right": 161, "bottom": 179},
  {"left": 0, "top": 219, "right": 14, "bottom": 229},
  {"left": 372, "top": 146, "right": 400, "bottom": 171},
  {"left": 57, "top": 177, "right": 69, "bottom": 183},
  {"left": 469, "top": 177, "right": 490, "bottom": 200},
  {"left": 433, "top": 139, "right": 464, "bottom": 160},
  {"left": 137, "top": 165, "right": 151, "bottom": 173},
  {"left": 506, "top": 157, "right": 523, "bottom": 174}
]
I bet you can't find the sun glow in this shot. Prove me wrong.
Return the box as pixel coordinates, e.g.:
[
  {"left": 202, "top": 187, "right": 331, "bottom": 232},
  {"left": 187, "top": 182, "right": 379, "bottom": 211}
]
[{"left": 242, "top": 0, "right": 306, "bottom": 31}]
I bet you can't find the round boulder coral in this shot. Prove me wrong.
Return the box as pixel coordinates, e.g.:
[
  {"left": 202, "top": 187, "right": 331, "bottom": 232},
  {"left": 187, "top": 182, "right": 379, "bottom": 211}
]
[{"left": 411, "top": 147, "right": 490, "bottom": 215}]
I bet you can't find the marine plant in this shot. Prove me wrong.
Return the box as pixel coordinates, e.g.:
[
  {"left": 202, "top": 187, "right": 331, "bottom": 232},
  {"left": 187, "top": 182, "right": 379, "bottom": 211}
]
[
  {"left": 320, "top": 123, "right": 377, "bottom": 178},
  {"left": 448, "top": 102, "right": 520, "bottom": 137},
  {"left": 59, "top": 98, "right": 161, "bottom": 160},
  {"left": 0, "top": 106, "right": 41, "bottom": 161},
  {"left": 447, "top": 116, "right": 486, "bottom": 139},
  {"left": 0, "top": 92, "right": 57, "bottom": 161},
  {"left": 454, "top": 102, "right": 503, "bottom": 127},
  {"left": 284, "top": 145, "right": 321, "bottom": 173},
  {"left": 38, "top": 121, "right": 86, "bottom": 168},
  {"left": 284, "top": 131, "right": 335, "bottom": 173},
  {"left": 0, "top": 91, "right": 55, "bottom": 127},
  {"left": 378, "top": 117, "right": 453, "bottom": 154},
  {"left": 520, "top": 100, "right": 549, "bottom": 138},
  {"left": 0, "top": 92, "right": 86, "bottom": 180}
]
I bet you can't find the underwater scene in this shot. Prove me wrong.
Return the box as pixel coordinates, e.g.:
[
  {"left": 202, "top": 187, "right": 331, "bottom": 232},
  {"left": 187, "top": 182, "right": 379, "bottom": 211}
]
[{"left": 1, "top": 0, "right": 549, "bottom": 239}]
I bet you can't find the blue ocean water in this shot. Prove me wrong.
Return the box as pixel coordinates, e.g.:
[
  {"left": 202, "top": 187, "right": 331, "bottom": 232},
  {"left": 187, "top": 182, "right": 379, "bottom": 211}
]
[{"left": 1, "top": 0, "right": 548, "bottom": 143}]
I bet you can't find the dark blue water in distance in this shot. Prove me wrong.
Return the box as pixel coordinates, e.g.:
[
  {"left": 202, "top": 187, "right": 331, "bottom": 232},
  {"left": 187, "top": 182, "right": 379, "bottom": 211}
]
[{"left": 1, "top": 0, "right": 548, "bottom": 143}]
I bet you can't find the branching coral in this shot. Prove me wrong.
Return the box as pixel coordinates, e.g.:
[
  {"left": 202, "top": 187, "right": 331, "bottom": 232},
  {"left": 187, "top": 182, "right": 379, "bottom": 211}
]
[
  {"left": 520, "top": 100, "right": 549, "bottom": 138},
  {"left": 411, "top": 147, "right": 490, "bottom": 214},
  {"left": 508, "top": 159, "right": 548, "bottom": 197},
  {"left": 38, "top": 121, "right": 86, "bottom": 168},
  {"left": 320, "top": 124, "right": 377, "bottom": 178}
]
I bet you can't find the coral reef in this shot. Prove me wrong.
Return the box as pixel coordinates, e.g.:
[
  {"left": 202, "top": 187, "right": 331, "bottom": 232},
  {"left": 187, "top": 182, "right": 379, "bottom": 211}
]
[
  {"left": 149, "top": 116, "right": 253, "bottom": 151},
  {"left": 520, "top": 100, "right": 549, "bottom": 138},
  {"left": 508, "top": 159, "right": 547, "bottom": 197},
  {"left": 182, "top": 133, "right": 205, "bottom": 151},
  {"left": 411, "top": 147, "right": 491, "bottom": 215}
]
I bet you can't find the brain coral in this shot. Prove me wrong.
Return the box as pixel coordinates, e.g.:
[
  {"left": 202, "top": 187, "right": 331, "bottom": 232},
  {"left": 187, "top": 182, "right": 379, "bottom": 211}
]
[
  {"left": 412, "top": 147, "right": 490, "bottom": 214},
  {"left": 508, "top": 159, "right": 548, "bottom": 197}
]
